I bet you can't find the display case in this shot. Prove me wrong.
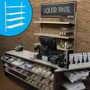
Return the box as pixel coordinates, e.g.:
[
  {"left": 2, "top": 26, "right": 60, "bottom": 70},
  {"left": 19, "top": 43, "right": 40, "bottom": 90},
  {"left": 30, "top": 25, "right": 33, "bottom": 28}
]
[{"left": 1, "top": 50, "right": 90, "bottom": 90}]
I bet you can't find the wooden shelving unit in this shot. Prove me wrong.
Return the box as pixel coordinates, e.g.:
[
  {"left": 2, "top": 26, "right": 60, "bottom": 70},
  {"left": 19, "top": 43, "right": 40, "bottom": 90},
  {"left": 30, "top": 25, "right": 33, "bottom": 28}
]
[
  {"left": 6, "top": 23, "right": 25, "bottom": 29},
  {"left": 33, "top": 15, "right": 76, "bottom": 53},
  {"left": 6, "top": 12, "right": 25, "bottom": 15},
  {"left": 5, "top": 71, "right": 40, "bottom": 89},
  {"left": 1, "top": 50, "right": 90, "bottom": 90},
  {"left": 34, "top": 21, "right": 74, "bottom": 25},
  {"left": 3, "top": 59, "right": 54, "bottom": 81},
  {"left": 5, "top": 2, "right": 25, "bottom": 31},
  {"left": 57, "top": 45, "right": 74, "bottom": 51},
  {"left": 4, "top": 64, "right": 53, "bottom": 84},
  {"left": 2, "top": 50, "right": 57, "bottom": 90},
  {"left": 6, "top": 17, "right": 25, "bottom": 22},
  {"left": 34, "top": 33, "right": 74, "bottom": 39}
]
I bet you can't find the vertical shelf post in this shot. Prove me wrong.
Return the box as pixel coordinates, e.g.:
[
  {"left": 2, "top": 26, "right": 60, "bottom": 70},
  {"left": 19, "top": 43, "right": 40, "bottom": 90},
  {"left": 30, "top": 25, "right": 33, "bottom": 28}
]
[
  {"left": 5, "top": 2, "right": 7, "bottom": 32},
  {"left": 40, "top": 17, "right": 42, "bottom": 33},
  {"left": 21, "top": 2, "right": 22, "bottom": 26},
  {"left": 74, "top": 13, "right": 77, "bottom": 53}
]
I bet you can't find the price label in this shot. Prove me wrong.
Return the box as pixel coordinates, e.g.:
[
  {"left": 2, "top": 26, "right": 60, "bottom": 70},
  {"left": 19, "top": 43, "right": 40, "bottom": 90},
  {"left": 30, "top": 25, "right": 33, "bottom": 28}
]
[
  {"left": 42, "top": 55, "right": 48, "bottom": 62},
  {"left": 51, "top": 64, "right": 56, "bottom": 67}
]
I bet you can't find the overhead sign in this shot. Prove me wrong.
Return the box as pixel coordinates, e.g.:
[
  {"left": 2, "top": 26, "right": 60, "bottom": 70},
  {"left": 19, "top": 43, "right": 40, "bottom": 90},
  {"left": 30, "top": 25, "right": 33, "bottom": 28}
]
[{"left": 41, "top": 2, "right": 76, "bottom": 17}]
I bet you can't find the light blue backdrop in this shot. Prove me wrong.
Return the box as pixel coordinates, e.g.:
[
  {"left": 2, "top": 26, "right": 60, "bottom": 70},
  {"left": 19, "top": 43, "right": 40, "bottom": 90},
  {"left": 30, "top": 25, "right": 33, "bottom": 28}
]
[{"left": 0, "top": 0, "right": 32, "bottom": 36}]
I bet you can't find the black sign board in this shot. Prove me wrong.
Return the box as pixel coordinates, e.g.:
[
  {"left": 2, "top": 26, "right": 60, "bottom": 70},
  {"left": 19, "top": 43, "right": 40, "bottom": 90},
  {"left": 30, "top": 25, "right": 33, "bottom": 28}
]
[{"left": 41, "top": 2, "right": 76, "bottom": 17}]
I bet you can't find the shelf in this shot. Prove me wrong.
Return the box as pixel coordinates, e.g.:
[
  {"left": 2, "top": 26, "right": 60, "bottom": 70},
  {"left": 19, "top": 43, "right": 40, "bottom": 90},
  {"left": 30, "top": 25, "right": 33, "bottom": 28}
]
[
  {"left": 3, "top": 64, "right": 27, "bottom": 77},
  {"left": 5, "top": 71, "right": 39, "bottom": 90},
  {"left": 4, "top": 65, "right": 41, "bottom": 83},
  {"left": 6, "top": 23, "right": 25, "bottom": 29},
  {"left": 34, "top": 43, "right": 40, "bottom": 46},
  {"left": 6, "top": 6, "right": 25, "bottom": 8},
  {"left": 34, "top": 33, "right": 74, "bottom": 39},
  {"left": 5, "top": 50, "right": 58, "bottom": 69},
  {"left": 34, "top": 43, "right": 74, "bottom": 51},
  {"left": 4, "top": 65, "right": 52, "bottom": 88},
  {"left": 57, "top": 45, "right": 74, "bottom": 51},
  {"left": 6, "top": 17, "right": 25, "bottom": 21},
  {"left": 5, "top": 50, "right": 72, "bottom": 72},
  {"left": 69, "top": 65, "right": 90, "bottom": 70},
  {"left": 34, "top": 21, "right": 74, "bottom": 25},
  {"left": 6, "top": 12, "right": 25, "bottom": 15},
  {"left": 4, "top": 65, "right": 40, "bottom": 83},
  {"left": 3, "top": 60, "right": 54, "bottom": 81}
]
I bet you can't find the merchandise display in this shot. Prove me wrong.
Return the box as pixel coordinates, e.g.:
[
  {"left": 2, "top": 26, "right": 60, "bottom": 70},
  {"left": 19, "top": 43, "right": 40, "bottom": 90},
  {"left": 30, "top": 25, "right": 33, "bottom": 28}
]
[
  {"left": 4, "top": 63, "right": 32, "bottom": 76},
  {"left": 2, "top": 50, "right": 90, "bottom": 90},
  {"left": 59, "top": 32, "right": 73, "bottom": 36},
  {"left": 2, "top": 54, "right": 54, "bottom": 90},
  {"left": 60, "top": 40, "right": 73, "bottom": 49},
  {"left": 64, "top": 70, "right": 89, "bottom": 83},
  {"left": 30, "top": 64, "right": 53, "bottom": 79},
  {"left": 63, "top": 81, "right": 86, "bottom": 90},
  {"left": 60, "top": 16, "right": 66, "bottom": 22},
  {"left": 69, "top": 52, "right": 90, "bottom": 69},
  {"left": 11, "top": 59, "right": 24, "bottom": 66},
  {"left": 49, "top": 74, "right": 54, "bottom": 80},
  {"left": 45, "top": 71, "right": 52, "bottom": 78},
  {"left": 26, "top": 76, "right": 53, "bottom": 90},
  {"left": 7, "top": 57, "right": 17, "bottom": 62}
]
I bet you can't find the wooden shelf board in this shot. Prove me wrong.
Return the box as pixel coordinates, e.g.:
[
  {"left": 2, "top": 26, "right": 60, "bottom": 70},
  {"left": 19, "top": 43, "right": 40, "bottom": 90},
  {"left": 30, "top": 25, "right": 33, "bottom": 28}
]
[
  {"left": 3, "top": 64, "right": 27, "bottom": 77},
  {"left": 69, "top": 66, "right": 90, "bottom": 70},
  {"left": 6, "top": 23, "right": 25, "bottom": 29},
  {"left": 6, "top": 12, "right": 25, "bottom": 15},
  {"left": 4, "top": 65, "right": 53, "bottom": 83},
  {"left": 57, "top": 45, "right": 74, "bottom": 51},
  {"left": 34, "top": 43, "right": 40, "bottom": 46},
  {"left": 3, "top": 60, "right": 54, "bottom": 81},
  {"left": 6, "top": 6, "right": 25, "bottom": 8},
  {"left": 5, "top": 71, "right": 39, "bottom": 89},
  {"left": 34, "top": 33, "right": 74, "bottom": 39},
  {"left": 6, "top": 17, "right": 25, "bottom": 21},
  {"left": 34, "top": 21, "right": 74, "bottom": 25}
]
